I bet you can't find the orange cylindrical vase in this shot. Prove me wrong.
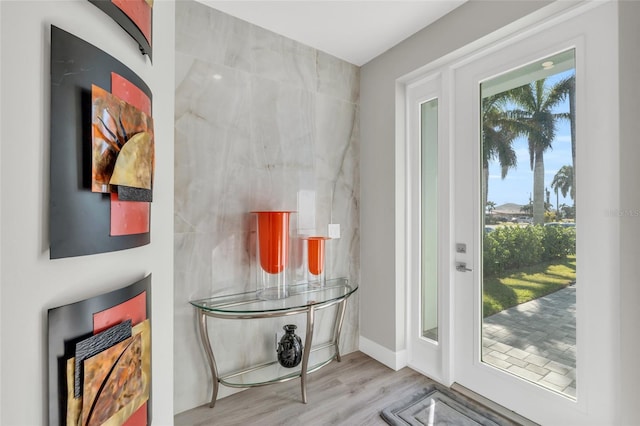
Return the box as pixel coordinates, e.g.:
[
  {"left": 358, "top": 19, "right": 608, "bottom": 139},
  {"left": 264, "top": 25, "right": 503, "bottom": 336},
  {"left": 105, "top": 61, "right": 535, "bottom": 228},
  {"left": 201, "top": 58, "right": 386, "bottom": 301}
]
[
  {"left": 256, "top": 211, "right": 290, "bottom": 274},
  {"left": 306, "top": 236, "right": 330, "bottom": 287},
  {"left": 253, "top": 211, "right": 292, "bottom": 299},
  {"left": 307, "top": 237, "right": 326, "bottom": 275}
]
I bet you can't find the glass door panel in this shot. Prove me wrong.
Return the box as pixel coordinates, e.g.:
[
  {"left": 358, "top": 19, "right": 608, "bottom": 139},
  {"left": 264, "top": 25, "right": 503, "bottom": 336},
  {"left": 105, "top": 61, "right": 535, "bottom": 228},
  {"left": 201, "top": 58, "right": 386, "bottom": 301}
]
[
  {"left": 480, "top": 50, "right": 577, "bottom": 398},
  {"left": 421, "top": 99, "right": 439, "bottom": 342}
]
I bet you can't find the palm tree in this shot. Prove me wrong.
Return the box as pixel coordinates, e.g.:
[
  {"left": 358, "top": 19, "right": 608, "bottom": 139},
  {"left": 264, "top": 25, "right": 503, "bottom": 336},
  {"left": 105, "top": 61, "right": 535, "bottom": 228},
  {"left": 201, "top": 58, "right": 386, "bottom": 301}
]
[
  {"left": 507, "top": 77, "right": 572, "bottom": 225},
  {"left": 566, "top": 76, "right": 576, "bottom": 201},
  {"left": 482, "top": 93, "right": 518, "bottom": 211},
  {"left": 521, "top": 202, "right": 533, "bottom": 215},
  {"left": 551, "top": 165, "right": 574, "bottom": 204},
  {"left": 546, "top": 187, "right": 551, "bottom": 211}
]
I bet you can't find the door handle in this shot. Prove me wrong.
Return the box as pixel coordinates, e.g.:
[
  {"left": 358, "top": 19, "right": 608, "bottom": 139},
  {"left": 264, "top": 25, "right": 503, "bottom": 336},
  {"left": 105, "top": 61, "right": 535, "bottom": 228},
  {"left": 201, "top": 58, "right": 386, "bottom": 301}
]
[{"left": 456, "top": 262, "right": 472, "bottom": 272}]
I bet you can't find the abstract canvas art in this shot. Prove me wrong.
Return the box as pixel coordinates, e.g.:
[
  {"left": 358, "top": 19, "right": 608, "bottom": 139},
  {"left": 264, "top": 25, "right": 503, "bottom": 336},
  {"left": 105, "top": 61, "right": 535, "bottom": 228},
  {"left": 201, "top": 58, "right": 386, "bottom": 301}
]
[
  {"left": 91, "top": 84, "right": 154, "bottom": 195},
  {"left": 74, "top": 319, "right": 133, "bottom": 397},
  {"left": 50, "top": 26, "right": 153, "bottom": 258},
  {"left": 89, "top": 0, "right": 153, "bottom": 60},
  {"left": 82, "top": 322, "right": 150, "bottom": 426},
  {"left": 48, "top": 274, "right": 151, "bottom": 425},
  {"left": 65, "top": 321, "right": 150, "bottom": 426}
]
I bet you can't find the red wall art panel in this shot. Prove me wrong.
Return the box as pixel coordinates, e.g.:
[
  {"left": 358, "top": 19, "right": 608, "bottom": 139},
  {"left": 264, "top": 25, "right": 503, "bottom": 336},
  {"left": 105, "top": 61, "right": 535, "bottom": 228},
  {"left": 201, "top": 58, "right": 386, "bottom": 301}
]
[
  {"left": 112, "top": 0, "right": 152, "bottom": 46},
  {"left": 109, "top": 72, "right": 152, "bottom": 236},
  {"left": 89, "top": 0, "right": 153, "bottom": 61}
]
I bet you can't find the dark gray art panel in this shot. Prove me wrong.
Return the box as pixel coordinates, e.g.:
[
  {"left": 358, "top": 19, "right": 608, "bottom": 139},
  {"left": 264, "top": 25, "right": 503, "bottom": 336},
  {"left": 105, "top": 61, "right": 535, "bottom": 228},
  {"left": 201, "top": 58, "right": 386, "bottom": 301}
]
[
  {"left": 118, "top": 186, "right": 153, "bottom": 202},
  {"left": 50, "top": 26, "right": 151, "bottom": 258}
]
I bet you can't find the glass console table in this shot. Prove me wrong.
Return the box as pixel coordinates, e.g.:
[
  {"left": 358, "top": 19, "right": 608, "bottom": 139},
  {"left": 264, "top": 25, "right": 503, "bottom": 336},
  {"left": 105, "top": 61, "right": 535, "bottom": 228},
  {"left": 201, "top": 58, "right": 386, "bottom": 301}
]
[{"left": 190, "top": 278, "right": 358, "bottom": 408}]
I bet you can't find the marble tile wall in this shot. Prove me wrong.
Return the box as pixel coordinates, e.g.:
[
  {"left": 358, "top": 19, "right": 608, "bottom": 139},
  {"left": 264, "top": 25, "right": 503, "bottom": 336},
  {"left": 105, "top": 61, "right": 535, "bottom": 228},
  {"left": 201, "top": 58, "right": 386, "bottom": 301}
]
[{"left": 174, "top": 1, "right": 360, "bottom": 414}]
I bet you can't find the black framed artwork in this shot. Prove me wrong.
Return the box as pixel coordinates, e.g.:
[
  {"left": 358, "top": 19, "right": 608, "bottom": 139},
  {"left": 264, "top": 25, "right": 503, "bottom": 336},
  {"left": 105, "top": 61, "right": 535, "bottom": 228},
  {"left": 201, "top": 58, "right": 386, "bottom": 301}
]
[{"left": 50, "top": 26, "right": 154, "bottom": 259}]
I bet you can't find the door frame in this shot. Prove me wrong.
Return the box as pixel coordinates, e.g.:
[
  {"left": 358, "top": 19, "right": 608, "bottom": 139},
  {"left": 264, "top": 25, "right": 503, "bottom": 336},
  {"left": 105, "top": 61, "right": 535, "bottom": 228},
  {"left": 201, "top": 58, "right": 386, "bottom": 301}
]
[{"left": 400, "top": 1, "right": 620, "bottom": 424}]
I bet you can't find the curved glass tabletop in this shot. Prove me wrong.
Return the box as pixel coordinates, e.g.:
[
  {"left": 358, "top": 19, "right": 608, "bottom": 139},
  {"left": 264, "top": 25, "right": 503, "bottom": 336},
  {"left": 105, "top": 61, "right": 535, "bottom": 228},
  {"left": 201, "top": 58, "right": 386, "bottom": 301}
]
[{"left": 190, "top": 277, "right": 357, "bottom": 314}]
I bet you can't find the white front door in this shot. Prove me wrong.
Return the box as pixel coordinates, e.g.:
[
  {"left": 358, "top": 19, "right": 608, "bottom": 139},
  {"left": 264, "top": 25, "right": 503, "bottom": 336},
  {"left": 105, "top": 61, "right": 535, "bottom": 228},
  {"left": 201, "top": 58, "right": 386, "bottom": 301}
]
[
  {"left": 407, "top": 2, "right": 620, "bottom": 424},
  {"left": 452, "top": 3, "right": 618, "bottom": 424}
]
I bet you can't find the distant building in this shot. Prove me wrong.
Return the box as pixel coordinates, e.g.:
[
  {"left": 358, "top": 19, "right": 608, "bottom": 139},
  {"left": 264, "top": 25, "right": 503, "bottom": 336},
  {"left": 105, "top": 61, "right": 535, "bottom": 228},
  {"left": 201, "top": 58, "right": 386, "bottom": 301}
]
[{"left": 491, "top": 203, "right": 528, "bottom": 220}]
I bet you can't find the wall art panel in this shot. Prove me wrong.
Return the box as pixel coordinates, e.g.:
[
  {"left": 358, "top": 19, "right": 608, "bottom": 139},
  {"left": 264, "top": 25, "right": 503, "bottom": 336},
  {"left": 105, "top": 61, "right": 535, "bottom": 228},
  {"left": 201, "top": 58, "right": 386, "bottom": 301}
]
[
  {"left": 47, "top": 274, "right": 151, "bottom": 426},
  {"left": 50, "top": 26, "right": 153, "bottom": 259}
]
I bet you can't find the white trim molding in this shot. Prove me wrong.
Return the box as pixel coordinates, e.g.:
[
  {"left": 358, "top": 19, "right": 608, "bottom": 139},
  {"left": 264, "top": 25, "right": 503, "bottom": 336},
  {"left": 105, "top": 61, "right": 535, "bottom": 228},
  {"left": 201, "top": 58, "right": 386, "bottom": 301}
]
[{"left": 359, "top": 336, "right": 407, "bottom": 371}]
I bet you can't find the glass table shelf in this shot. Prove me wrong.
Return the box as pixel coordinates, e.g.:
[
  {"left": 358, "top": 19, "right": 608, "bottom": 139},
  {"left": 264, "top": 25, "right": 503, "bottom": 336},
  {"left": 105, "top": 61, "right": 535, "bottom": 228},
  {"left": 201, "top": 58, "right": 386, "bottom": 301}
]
[
  {"left": 190, "top": 278, "right": 357, "bottom": 408},
  {"left": 190, "top": 277, "right": 357, "bottom": 316},
  {"left": 220, "top": 343, "right": 337, "bottom": 388}
]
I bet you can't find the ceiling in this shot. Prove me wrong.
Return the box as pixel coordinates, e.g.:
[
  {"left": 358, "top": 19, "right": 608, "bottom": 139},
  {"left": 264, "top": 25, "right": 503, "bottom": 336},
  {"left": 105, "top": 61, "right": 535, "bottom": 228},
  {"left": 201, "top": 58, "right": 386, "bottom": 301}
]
[{"left": 196, "top": 1, "right": 468, "bottom": 66}]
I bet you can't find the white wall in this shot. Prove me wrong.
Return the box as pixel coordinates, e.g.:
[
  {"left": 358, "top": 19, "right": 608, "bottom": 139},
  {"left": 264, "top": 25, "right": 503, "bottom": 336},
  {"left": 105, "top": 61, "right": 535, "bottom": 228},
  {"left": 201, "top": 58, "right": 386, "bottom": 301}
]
[
  {"left": 359, "top": 0, "right": 549, "bottom": 359},
  {"left": 0, "top": 1, "right": 174, "bottom": 424}
]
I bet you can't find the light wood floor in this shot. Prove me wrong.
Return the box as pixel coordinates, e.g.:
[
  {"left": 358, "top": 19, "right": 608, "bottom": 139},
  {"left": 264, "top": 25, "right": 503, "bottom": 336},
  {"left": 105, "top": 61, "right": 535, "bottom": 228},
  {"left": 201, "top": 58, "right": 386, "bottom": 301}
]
[{"left": 174, "top": 351, "right": 523, "bottom": 426}]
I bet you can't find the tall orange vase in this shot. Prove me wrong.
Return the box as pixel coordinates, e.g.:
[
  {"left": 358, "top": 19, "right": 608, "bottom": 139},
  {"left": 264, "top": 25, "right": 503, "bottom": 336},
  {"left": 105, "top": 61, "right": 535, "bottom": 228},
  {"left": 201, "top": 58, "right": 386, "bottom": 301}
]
[{"left": 253, "top": 211, "right": 292, "bottom": 300}]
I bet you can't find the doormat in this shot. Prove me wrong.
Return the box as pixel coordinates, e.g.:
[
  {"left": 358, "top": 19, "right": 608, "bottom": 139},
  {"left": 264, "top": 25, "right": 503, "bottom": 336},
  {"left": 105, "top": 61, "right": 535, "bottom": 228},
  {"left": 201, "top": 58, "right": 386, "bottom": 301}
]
[{"left": 380, "top": 384, "right": 518, "bottom": 426}]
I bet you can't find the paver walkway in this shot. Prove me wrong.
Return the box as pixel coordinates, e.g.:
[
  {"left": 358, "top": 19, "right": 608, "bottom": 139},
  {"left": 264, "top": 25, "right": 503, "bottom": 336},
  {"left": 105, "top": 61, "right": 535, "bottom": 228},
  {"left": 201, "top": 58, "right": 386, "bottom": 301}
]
[{"left": 482, "top": 284, "right": 576, "bottom": 397}]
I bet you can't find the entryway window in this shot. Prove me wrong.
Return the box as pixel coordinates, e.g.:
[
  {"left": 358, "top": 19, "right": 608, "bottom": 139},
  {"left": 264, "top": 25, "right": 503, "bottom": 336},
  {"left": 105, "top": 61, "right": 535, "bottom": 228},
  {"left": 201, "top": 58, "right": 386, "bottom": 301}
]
[{"left": 421, "top": 98, "right": 439, "bottom": 342}]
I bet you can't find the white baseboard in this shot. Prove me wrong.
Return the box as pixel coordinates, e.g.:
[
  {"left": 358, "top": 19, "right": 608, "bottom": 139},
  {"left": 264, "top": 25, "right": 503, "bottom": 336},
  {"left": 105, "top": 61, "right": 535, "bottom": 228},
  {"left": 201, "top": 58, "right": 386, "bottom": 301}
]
[{"left": 359, "top": 336, "right": 407, "bottom": 371}]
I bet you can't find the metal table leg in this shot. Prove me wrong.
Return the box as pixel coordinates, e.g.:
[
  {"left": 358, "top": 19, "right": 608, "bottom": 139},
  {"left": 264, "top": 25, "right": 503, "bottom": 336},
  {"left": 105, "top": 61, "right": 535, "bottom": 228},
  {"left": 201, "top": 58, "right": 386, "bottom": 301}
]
[
  {"left": 198, "top": 309, "right": 220, "bottom": 408},
  {"left": 333, "top": 299, "right": 347, "bottom": 362},
  {"left": 300, "top": 304, "right": 315, "bottom": 403}
]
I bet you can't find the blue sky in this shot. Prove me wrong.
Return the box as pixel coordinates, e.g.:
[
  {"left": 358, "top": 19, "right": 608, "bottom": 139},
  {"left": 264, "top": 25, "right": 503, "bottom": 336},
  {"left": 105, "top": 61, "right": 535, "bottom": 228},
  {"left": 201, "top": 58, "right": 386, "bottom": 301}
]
[{"left": 487, "top": 69, "right": 575, "bottom": 209}]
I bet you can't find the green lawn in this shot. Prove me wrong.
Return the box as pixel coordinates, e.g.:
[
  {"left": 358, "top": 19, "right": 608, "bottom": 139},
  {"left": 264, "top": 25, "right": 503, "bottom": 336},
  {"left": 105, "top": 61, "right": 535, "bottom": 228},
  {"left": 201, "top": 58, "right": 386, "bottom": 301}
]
[{"left": 483, "top": 255, "right": 576, "bottom": 317}]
